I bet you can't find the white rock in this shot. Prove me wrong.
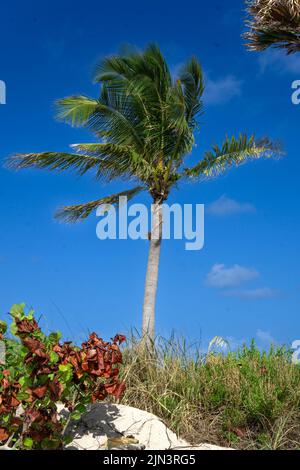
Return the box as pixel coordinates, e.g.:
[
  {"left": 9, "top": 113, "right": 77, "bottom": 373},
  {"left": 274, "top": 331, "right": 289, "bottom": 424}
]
[{"left": 63, "top": 403, "right": 232, "bottom": 451}]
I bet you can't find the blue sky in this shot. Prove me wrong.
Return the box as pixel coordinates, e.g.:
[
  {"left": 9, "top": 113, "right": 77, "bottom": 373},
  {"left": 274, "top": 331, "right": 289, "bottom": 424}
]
[{"left": 0, "top": 0, "right": 300, "bottom": 350}]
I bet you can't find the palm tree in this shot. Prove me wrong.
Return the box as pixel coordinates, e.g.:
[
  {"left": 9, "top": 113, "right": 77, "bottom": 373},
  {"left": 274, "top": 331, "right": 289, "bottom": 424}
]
[
  {"left": 244, "top": 0, "right": 300, "bottom": 54},
  {"left": 7, "top": 44, "right": 278, "bottom": 342}
]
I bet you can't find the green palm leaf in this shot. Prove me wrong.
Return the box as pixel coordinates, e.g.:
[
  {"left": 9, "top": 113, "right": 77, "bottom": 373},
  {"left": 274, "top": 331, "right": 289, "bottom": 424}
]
[
  {"left": 6, "top": 152, "right": 100, "bottom": 175},
  {"left": 6, "top": 144, "right": 154, "bottom": 182},
  {"left": 55, "top": 186, "right": 145, "bottom": 223},
  {"left": 57, "top": 91, "right": 144, "bottom": 150},
  {"left": 178, "top": 57, "right": 204, "bottom": 125},
  {"left": 56, "top": 95, "right": 99, "bottom": 126},
  {"left": 184, "top": 135, "right": 282, "bottom": 178}
]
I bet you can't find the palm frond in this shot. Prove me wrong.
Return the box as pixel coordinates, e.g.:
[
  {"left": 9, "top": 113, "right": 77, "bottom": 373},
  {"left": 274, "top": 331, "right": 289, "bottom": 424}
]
[
  {"left": 94, "top": 43, "right": 171, "bottom": 101},
  {"left": 6, "top": 151, "right": 100, "bottom": 175},
  {"left": 178, "top": 57, "right": 204, "bottom": 125},
  {"left": 6, "top": 143, "right": 156, "bottom": 183},
  {"left": 56, "top": 96, "right": 99, "bottom": 126},
  {"left": 245, "top": 28, "right": 300, "bottom": 53},
  {"left": 164, "top": 59, "right": 204, "bottom": 167},
  {"left": 244, "top": 0, "right": 300, "bottom": 54},
  {"left": 184, "top": 134, "right": 282, "bottom": 179},
  {"left": 71, "top": 143, "right": 154, "bottom": 181},
  {"left": 59, "top": 95, "right": 143, "bottom": 150},
  {"left": 55, "top": 186, "right": 145, "bottom": 223},
  {"left": 94, "top": 53, "right": 137, "bottom": 83}
]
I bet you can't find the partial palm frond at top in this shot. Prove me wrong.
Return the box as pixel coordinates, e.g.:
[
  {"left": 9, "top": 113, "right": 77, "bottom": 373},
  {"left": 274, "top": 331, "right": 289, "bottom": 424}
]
[
  {"left": 6, "top": 43, "right": 282, "bottom": 223},
  {"left": 244, "top": 0, "right": 300, "bottom": 54}
]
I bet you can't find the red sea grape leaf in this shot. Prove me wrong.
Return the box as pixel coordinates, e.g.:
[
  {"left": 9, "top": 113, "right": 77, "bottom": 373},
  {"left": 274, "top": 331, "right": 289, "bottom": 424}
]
[
  {"left": 22, "top": 337, "right": 47, "bottom": 357},
  {"left": 69, "top": 356, "right": 79, "bottom": 369},
  {"left": 113, "top": 334, "right": 126, "bottom": 344},
  {"left": 86, "top": 349, "right": 97, "bottom": 360},
  {"left": 0, "top": 405, "right": 9, "bottom": 413},
  {"left": 90, "top": 368, "right": 102, "bottom": 377},
  {"left": 49, "top": 380, "right": 63, "bottom": 401},
  {"left": 25, "top": 408, "right": 41, "bottom": 423},
  {"left": 10, "top": 396, "right": 20, "bottom": 407},
  {"left": 2, "top": 378, "right": 10, "bottom": 389},
  {"left": 75, "top": 370, "right": 84, "bottom": 379},
  {"left": 115, "top": 381, "right": 126, "bottom": 399},
  {"left": 10, "top": 417, "right": 23, "bottom": 427},
  {"left": 104, "top": 383, "right": 117, "bottom": 394},
  {"left": 111, "top": 351, "right": 122, "bottom": 364},
  {"left": 31, "top": 385, "right": 47, "bottom": 399},
  {"left": 16, "top": 318, "right": 39, "bottom": 334},
  {"left": 92, "top": 388, "right": 107, "bottom": 402},
  {"left": 53, "top": 345, "right": 63, "bottom": 355},
  {"left": 0, "top": 428, "right": 9, "bottom": 441},
  {"left": 97, "top": 350, "right": 105, "bottom": 369}
]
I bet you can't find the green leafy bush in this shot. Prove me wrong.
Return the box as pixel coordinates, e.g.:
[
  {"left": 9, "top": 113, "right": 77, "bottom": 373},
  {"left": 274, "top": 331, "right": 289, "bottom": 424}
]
[{"left": 0, "top": 304, "right": 126, "bottom": 450}]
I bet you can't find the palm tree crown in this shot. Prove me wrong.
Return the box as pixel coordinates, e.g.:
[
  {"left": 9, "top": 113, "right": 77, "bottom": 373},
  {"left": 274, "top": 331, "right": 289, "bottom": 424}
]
[
  {"left": 244, "top": 0, "right": 300, "bottom": 54},
  {"left": 7, "top": 44, "right": 276, "bottom": 220}
]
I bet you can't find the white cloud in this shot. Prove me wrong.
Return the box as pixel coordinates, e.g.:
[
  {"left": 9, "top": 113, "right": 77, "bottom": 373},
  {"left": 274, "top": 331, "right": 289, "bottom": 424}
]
[
  {"left": 224, "top": 287, "right": 279, "bottom": 300},
  {"left": 259, "top": 49, "right": 300, "bottom": 74},
  {"left": 204, "top": 75, "right": 242, "bottom": 105},
  {"left": 256, "top": 329, "right": 277, "bottom": 345},
  {"left": 205, "top": 264, "right": 259, "bottom": 289},
  {"left": 207, "top": 195, "right": 256, "bottom": 217}
]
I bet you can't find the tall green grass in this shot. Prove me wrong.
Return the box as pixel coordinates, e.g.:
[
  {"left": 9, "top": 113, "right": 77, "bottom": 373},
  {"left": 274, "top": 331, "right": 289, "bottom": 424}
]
[{"left": 119, "top": 337, "right": 300, "bottom": 449}]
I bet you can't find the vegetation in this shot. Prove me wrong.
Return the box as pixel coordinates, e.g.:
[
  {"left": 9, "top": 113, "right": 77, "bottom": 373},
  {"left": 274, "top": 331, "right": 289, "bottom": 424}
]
[
  {"left": 2, "top": 310, "right": 300, "bottom": 451},
  {"left": 0, "top": 304, "right": 125, "bottom": 450},
  {"left": 244, "top": 0, "right": 300, "bottom": 54},
  {"left": 6, "top": 44, "right": 279, "bottom": 341},
  {"left": 121, "top": 336, "right": 300, "bottom": 450}
]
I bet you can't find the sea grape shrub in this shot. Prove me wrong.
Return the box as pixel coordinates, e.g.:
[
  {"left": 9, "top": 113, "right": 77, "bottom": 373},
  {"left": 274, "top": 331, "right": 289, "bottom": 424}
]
[{"left": 0, "top": 304, "right": 126, "bottom": 449}]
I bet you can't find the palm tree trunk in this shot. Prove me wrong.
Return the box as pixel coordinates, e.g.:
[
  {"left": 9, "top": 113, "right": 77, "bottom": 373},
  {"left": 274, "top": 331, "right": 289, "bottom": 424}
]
[{"left": 142, "top": 200, "right": 163, "bottom": 342}]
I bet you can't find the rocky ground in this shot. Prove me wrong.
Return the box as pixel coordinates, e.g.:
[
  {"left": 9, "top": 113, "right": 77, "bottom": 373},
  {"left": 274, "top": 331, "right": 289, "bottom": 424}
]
[{"left": 62, "top": 403, "right": 232, "bottom": 451}]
